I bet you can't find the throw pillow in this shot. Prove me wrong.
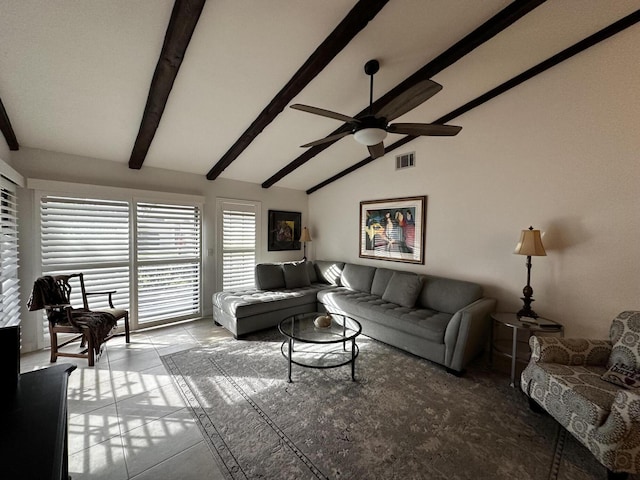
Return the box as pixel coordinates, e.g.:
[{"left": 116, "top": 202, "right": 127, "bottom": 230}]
[
  {"left": 255, "top": 264, "right": 285, "bottom": 290},
  {"left": 305, "top": 261, "right": 318, "bottom": 283},
  {"left": 283, "top": 262, "right": 311, "bottom": 289},
  {"left": 601, "top": 363, "right": 640, "bottom": 389},
  {"left": 381, "top": 272, "right": 423, "bottom": 308},
  {"left": 314, "top": 261, "right": 344, "bottom": 286}
]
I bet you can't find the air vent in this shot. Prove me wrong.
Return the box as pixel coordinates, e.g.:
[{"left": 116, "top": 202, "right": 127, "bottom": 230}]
[{"left": 395, "top": 152, "right": 415, "bottom": 170}]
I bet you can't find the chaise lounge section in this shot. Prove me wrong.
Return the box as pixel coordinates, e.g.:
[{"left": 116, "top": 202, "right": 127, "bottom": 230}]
[
  {"left": 212, "top": 260, "right": 496, "bottom": 373},
  {"left": 212, "top": 261, "right": 332, "bottom": 338}
]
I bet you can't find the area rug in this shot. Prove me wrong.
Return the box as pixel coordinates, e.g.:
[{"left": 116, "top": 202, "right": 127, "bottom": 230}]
[{"left": 161, "top": 329, "right": 618, "bottom": 480}]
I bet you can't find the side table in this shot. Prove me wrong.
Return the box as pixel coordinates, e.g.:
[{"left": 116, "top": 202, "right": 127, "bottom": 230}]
[{"left": 490, "top": 312, "right": 563, "bottom": 387}]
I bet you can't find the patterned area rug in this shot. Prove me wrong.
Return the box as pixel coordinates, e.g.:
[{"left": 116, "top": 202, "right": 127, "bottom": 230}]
[{"left": 161, "top": 329, "right": 615, "bottom": 480}]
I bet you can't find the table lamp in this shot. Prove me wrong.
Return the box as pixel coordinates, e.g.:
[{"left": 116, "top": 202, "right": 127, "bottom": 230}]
[
  {"left": 300, "top": 227, "right": 312, "bottom": 260},
  {"left": 514, "top": 226, "right": 546, "bottom": 318}
]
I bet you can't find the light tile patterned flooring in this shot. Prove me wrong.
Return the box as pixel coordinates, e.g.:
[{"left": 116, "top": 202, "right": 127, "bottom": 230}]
[{"left": 19, "top": 318, "right": 232, "bottom": 480}]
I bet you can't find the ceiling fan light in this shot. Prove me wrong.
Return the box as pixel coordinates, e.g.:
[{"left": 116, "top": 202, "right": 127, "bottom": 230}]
[{"left": 354, "top": 128, "right": 387, "bottom": 146}]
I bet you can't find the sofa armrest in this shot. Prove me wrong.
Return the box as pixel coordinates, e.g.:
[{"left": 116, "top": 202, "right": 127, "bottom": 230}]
[
  {"left": 445, "top": 297, "right": 497, "bottom": 372},
  {"left": 529, "top": 336, "right": 612, "bottom": 366}
]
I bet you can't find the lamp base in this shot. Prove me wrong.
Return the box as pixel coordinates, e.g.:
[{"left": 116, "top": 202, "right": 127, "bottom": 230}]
[{"left": 517, "top": 297, "right": 538, "bottom": 319}]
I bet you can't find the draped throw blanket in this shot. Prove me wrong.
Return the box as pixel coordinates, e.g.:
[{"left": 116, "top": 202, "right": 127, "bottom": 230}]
[
  {"left": 27, "top": 276, "right": 67, "bottom": 312},
  {"left": 28, "top": 276, "right": 118, "bottom": 356}
]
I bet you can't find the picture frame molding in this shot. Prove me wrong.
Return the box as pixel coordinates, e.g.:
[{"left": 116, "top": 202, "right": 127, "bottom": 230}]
[
  {"left": 267, "top": 209, "right": 302, "bottom": 251},
  {"left": 359, "top": 195, "right": 427, "bottom": 264}
]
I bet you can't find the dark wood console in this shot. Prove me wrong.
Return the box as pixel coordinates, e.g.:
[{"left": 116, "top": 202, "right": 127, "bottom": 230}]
[{"left": 1, "top": 363, "right": 76, "bottom": 480}]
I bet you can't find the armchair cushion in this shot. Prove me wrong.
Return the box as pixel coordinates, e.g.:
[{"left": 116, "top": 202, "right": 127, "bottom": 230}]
[
  {"left": 529, "top": 336, "right": 612, "bottom": 366},
  {"left": 524, "top": 362, "right": 616, "bottom": 427},
  {"left": 608, "top": 311, "right": 640, "bottom": 370}
]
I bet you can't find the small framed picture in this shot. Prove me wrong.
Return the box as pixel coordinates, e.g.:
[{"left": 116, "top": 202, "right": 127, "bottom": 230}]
[{"left": 268, "top": 210, "right": 301, "bottom": 251}]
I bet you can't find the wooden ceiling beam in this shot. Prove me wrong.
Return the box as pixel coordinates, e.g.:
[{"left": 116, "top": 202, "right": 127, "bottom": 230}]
[
  {"left": 0, "top": 96, "right": 19, "bottom": 151},
  {"left": 306, "top": 9, "right": 640, "bottom": 195},
  {"left": 205, "top": 0, "right": 389, "bottom": 181},
  {"left": 261, "top": 0, "right": 547, "bottom": 189},
  {"left": 129, "top": 0, "right": 206, "bottom": 170}
]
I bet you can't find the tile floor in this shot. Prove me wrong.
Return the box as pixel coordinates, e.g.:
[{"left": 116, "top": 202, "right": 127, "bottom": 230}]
[{"left": 19, "top": 318, "right": 232, "bottom": 480}]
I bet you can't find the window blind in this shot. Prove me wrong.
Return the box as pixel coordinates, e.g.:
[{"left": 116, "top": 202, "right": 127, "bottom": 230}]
[
  {"left": 222, "top": 208, "right": 256, "bottom": 290},
  {"left": 136, "top": 202, "right": 201, "bottom": 323},
  {"left": 40, "top": 196, "right": 130, "bottom": 311},
  {"left": 0, "top": 178, "right": 20, "bottom": 328}
]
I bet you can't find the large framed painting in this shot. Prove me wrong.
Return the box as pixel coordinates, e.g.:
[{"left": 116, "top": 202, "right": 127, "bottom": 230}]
[
  {"left": 268, "top": 210, "right": 301, "bottom": 251},
  {"left": 359, "top": 196, "right": 427, "bottom": 264}
]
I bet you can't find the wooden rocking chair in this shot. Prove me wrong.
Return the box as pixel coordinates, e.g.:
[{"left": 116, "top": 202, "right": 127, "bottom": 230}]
[{"left": 29, "top": 273, "right": 130, "bottom": 366}]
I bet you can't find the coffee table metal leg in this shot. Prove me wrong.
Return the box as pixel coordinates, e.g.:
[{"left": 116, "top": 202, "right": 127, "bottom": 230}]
[{"left": 288, "top": 338, "right": 293, "bottom": 383}]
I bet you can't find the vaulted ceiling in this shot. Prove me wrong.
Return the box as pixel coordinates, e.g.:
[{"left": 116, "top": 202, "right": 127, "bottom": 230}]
[{"left": 0, "top": 1, "right": 638, "bottom": 193}]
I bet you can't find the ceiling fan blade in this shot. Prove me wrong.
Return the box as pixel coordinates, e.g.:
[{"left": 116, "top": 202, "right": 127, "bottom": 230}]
[
  {"left": 290, "top": 104, "right": 360, "bottom": 124},
  {"left": 375, "top": 79, "right": 442, "bottom": 122},
  {"left": 300, "top": 131, "right": 352, "bottom": 148},
  {"left": 387, "top": 123, "right": 462, "bottom": 136},
  {"left": 367, "top": 142, "right": 385, "bottom": 159}
]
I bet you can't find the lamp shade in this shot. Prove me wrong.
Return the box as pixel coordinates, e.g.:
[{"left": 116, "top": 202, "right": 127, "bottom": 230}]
[
  {"left": 299, "top": 227, "right": 312, "bottom": 243},
  {"left": 514, "top": 226, "right": 546, "bottom": 256},
  {"left": 353, "top": 128, "right": 387, "bottom": 146}
]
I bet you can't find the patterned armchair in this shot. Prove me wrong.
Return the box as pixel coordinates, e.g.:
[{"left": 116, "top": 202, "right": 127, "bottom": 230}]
[{"left": 521, "top": 311, "right": 640, "bottom": 480}]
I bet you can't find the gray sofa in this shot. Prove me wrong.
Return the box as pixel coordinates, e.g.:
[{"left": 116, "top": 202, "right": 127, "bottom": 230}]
[{"left": 212, "top": 260, "right": 496, "bottom": 373}]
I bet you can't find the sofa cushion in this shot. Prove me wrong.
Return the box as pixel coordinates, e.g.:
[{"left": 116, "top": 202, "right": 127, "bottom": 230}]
[
  {"left": 315, "top": 261, "right": 344, "bottom": 286},
  {"left": 340, "top": 264, "right": 376, "bottom": 293},
  {"left": 283, "top": 262, "right": 311, "bottom": 289},
  {"left": 608, "top": 311, "right": 640, "bottom": 370},
  {"left": 317, "top": 287, "right": 450, "bottom": 343},
  {"left": 255, "top": 264, "right": 285, "bottom": 290},
  {"left": 418, "top": 275, "right": 482, "bottom": 314},
  {"left": 381, "top": 272, "right": 423, "bottom": 308},
  {"left": 371, "top": 268, "right": 395, "bottom": 297},
  {"left": 306, "top": 261, "right": 318, "bottom": 283}
]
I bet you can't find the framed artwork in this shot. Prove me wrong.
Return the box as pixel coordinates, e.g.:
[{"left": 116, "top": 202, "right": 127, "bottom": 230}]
[
  {"left": 268, "top": 210, "right": 301, "bottom": 251},
  {"left": 359, "top": 196, "right": 427, "bottom": 264}
]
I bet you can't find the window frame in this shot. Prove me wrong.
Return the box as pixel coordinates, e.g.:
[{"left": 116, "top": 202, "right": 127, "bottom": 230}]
[
  {"left": 216, "top": 197, "right": 262, "bottom": 292},
  {"left": 29, "top": 179, "right": 204, "bottom": 336}
]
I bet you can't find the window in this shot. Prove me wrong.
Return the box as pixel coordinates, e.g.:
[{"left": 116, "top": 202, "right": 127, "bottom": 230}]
[
  {"left": 0, "top": 177, "right": 20, "bottom": 328},
  {"left": 40, "top": 196, "right": 131, "bottom": 309},
  {"left": 38, "top": 189, "right": 202, "bottom": 331},
  {"left": 218, "top": 199, "right": 261, "bottom": 291},
  {"left": 136, "top": 202, "right": 201, "bottom": 324}
]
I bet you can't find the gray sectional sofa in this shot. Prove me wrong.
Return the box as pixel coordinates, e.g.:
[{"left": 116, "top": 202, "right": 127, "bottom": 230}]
[{"left": 212, "top": 260, "right": 496, "bottom": 373}]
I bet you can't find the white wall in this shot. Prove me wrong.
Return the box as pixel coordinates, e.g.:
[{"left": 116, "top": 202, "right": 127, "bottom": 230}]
[
  {"left": 13, "top": 147, "right": 309, "bottom": 351},
  {"left": 309, "top": 27, "right": 640, "bottom": 338},
  {"left": 0, "top": 136, "right": 10, "bottom": 165}
]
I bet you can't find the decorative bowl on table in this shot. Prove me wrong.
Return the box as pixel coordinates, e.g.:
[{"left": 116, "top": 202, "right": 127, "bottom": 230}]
[{"left": 314, "top": 314, "right": 332, "bottom": 328}]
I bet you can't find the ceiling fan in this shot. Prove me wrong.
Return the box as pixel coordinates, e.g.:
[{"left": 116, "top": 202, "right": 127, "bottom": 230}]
[{"left": 290, "top": 59, "right": 462, "bottom": 159}]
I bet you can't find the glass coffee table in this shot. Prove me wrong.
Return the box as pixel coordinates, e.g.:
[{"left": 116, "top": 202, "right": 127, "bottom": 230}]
[{"left": 278, "top": 311, "right": 362, "bottom": 382}]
